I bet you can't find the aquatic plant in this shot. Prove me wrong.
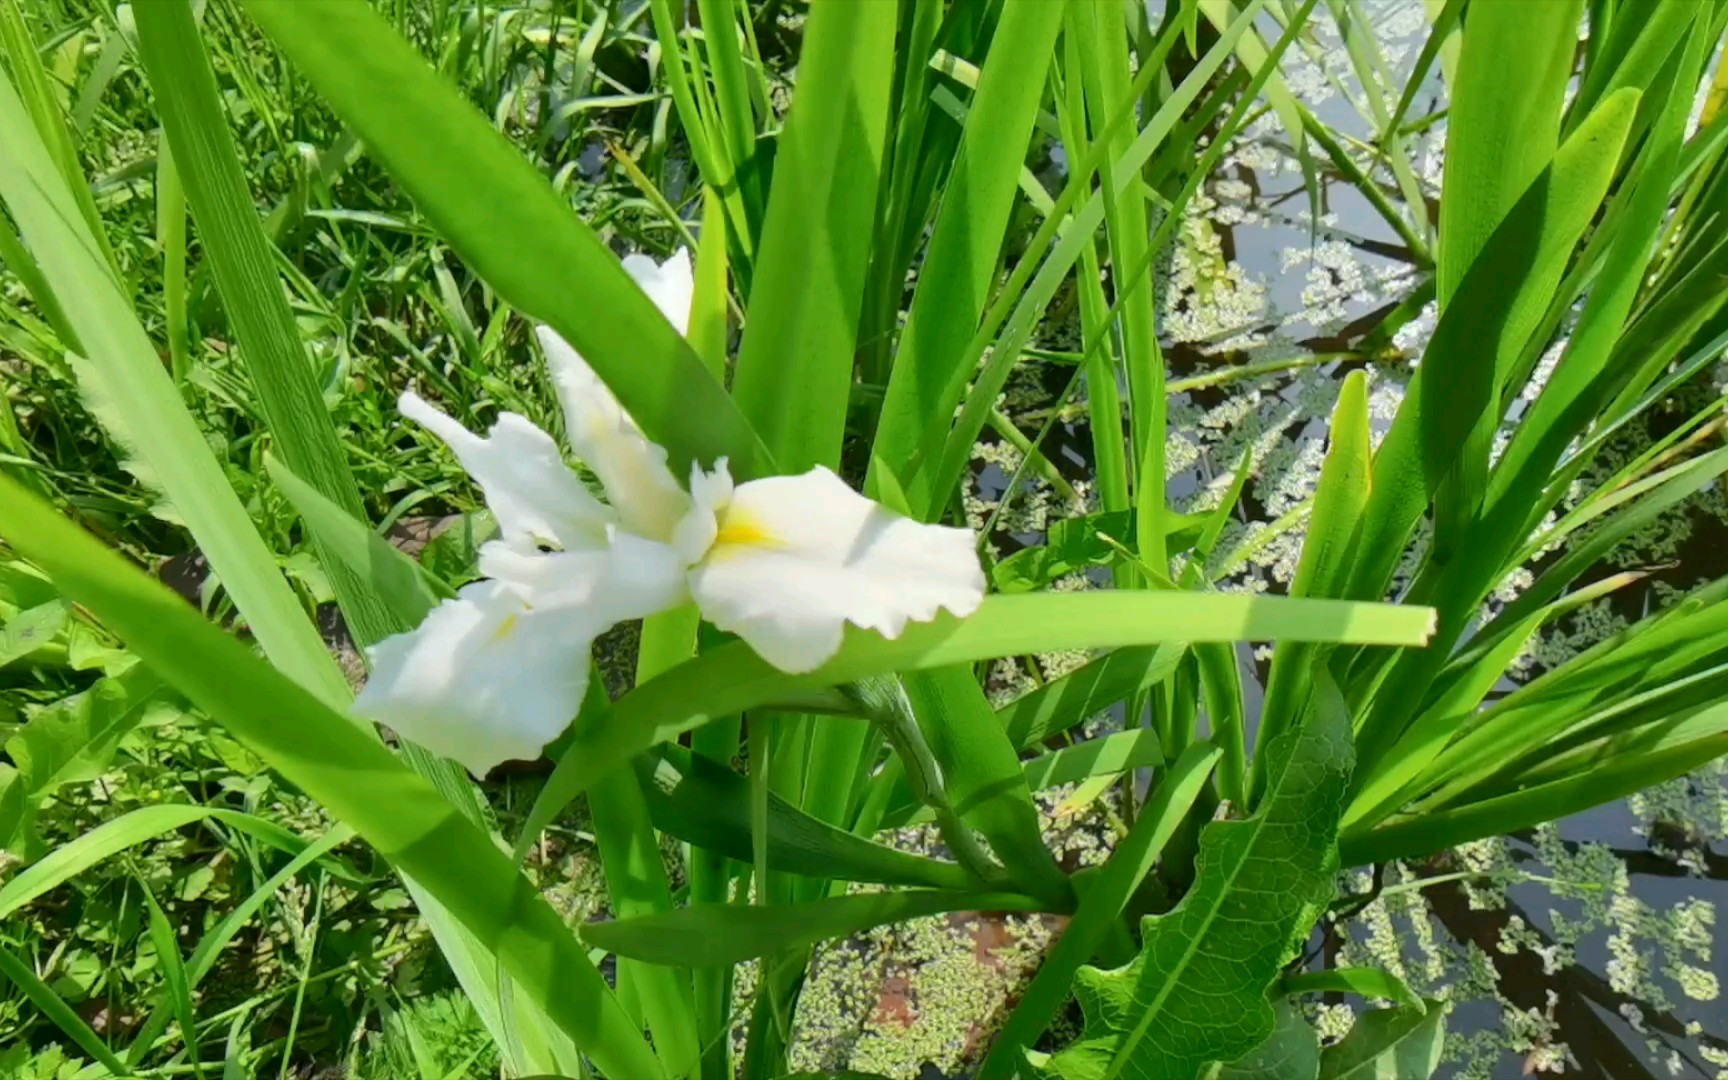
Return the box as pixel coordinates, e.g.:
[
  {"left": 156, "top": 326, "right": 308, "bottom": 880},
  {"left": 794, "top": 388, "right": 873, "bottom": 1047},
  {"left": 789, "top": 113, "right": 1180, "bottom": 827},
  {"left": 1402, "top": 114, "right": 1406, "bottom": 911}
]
[{"left": 2, "top": 0, "right": 1726, "bottom": 1077}]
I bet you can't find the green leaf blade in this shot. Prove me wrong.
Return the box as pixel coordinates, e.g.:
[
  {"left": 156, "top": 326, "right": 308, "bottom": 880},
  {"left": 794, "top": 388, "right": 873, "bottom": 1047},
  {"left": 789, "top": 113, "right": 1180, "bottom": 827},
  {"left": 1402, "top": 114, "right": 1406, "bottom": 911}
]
[
  {"left": 728, "top": 0, "right": 898, "bottom": 472},
  {"left": 1046, "top": 684, "right": 1355, "bottom": 1080}
]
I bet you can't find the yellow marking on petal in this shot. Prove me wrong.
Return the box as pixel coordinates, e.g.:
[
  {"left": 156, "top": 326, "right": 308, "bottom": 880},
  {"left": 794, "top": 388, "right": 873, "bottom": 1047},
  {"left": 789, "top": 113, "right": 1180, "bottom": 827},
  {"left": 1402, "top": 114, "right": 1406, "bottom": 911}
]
[
  {"left": 714, "top": 516, "right": 776, "bottom": 549},
  {"left": 493, "top": 613, "right": 520, "bottom": 642}
]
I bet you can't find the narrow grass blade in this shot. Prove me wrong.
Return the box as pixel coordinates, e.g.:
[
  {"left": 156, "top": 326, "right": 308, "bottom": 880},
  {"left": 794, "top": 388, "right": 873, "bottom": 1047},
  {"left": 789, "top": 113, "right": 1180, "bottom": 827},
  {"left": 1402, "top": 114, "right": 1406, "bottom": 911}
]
[
  {"left": 1254, "top": 371, "right": 1372, "bottom": 802},
  {"left": 155, "top": 135, "right": 191, "bottom": 384},
  {"left": 268, "top": 457, "right": 450, "bottom": 623},
  {"left": 998, "top": 644, "right": 1186, "bottom": 750},
  {"left": 1436, "top": 0, "right": 1580, "bottom": 304},
  {"left": 0, "top": 804, "right": 359, "bottom": 922},
  {"left": 1342, "top": 89, "right": 1640, "bottom": 609},
  {"left": 1427, "top": 0, "right": 1583, "bottom": 547},
  {"left": 904, "top": 666, "right": 1072, "bottom": 905},
  {"left": 0, "top": 0, "right": 118, "bottom": 274},
  {"left": 126, "top": 826, "right": 355, "bottom": 1064},
  {"left": 1070, "top": 0, "right": 1166, "bottom": 563},
  {"left": 586, "top": 740, "right": 698, "bottom": 1076},
  {"left": 1282, "top": 967, "right": 1424, "bottom": 1011},
  {"left": 1341, "top": 729, "right": 1728, "bottom": 866},
  {"left": 138, "top": 879, "right": 205, "bottom": 1076},
  {"left": 1018, "top": 728, "right": 1165, "bottom": 792},
  {"left": 1317, "top": 1002, "right": 1446, "bottom": 1080},
  {"left": 0, "top": 939, "right": 132, "bottom": 1075}
]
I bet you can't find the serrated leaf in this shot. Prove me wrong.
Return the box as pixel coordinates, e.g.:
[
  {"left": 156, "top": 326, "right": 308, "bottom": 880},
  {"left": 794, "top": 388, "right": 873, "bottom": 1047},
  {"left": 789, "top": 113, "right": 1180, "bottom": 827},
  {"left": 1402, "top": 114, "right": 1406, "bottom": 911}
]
[
  {"left": 1045, "top": 682, "right": 1354, "bottom": 1080},
  {"left": 7, "top": 665, "right": 165, "bottom": 795},
  {"left": 1317, "top": 1001, "right": 1446, "bottom": 1080},
  {"left": 0, "top": 601, "right": 68, "bottom": 668},
  {"left": 1217, "top": 999, "right": 1321, "bottom": 1080}
]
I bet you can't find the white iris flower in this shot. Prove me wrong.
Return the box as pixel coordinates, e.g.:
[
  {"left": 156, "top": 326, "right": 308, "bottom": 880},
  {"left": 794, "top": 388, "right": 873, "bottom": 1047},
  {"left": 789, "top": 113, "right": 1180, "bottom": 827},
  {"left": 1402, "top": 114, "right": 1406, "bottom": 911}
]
[{"left": 355, "top": 251, "right": 986, "bottom": 775}]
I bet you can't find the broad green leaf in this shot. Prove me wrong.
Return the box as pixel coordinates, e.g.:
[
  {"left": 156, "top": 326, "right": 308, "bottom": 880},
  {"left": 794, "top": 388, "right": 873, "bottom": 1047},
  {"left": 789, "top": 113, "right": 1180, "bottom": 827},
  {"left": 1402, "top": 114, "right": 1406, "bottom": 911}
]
[
  {"left": 727, "top": 0, "right": 896, "bottom": 471},
  {"left": 583, "top": 889, "right": 1044, "bottom": 968},
  {"left": 0, "top": 600, "right": 67, "bottom": 668},
  {"left": 4, "top": 666, "right": 166, "bottom": 847},
  {"left": 0, "top": 475, "right": 664, "bottom": 1080},
  {"left": 1436, "top": 0, "right": 1579, "bottom": 305},
  {"left": 976, "top": 745, "right": 1220, "bottom": 1080},
  {"left": 1216, "top": 1000, "right": 1321, "bottom": 1080},
  {"left": 1317, "top": 1002, "right": 1446, "bottom": 1080},
  {"left": 871, "top": 0, "right": 1064, "bottom": 511},
  {"left": 639, "top": 745, "right": 972, "bottom": 890},
  {"left": 0, "top": 60, "right": 344, "bottom": 704},
  {"left": 238, "top": 0, "right": 772, "bottom": 483},
  {"left": 1044, "top": 681, "right": 1353, "bottom": 1080}
]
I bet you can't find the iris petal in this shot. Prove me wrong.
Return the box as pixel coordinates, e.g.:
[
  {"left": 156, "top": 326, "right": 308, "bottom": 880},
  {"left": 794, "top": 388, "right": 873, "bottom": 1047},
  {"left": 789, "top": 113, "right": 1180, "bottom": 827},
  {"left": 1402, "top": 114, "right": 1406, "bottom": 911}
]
[
  {"left": 399, "top": 391, "right": 612, "bottom": 551},
  {"left": 537, "top": 327, "right": 691, "bottom": 541},
  {"left": 686, "top": 466, "right": 986, "bottom": 673},
  {"left": 354, "top": 581, "right": 601, "bottom": 776}
]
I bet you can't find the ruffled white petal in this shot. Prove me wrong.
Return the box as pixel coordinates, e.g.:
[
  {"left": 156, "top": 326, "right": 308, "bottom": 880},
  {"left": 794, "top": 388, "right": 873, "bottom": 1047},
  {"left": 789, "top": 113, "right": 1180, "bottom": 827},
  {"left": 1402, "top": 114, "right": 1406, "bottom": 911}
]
[
  {"left": 685, "top": 466, "right": 986, "bottom": 673},
  {"left": 399, "top": 391, "right": 612, "bottom": 551},
  {"left": 354, "top": 581, "right": 600, "bottom": 776},
  {"left": 621, "top": 248, "right": 694, "bottom": 336},
  {"left": 536, "top": 327, "right": 691, "bottom": 541},
  {"left": 478, "top": 529, "right": 689, "bottom": 619}
]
